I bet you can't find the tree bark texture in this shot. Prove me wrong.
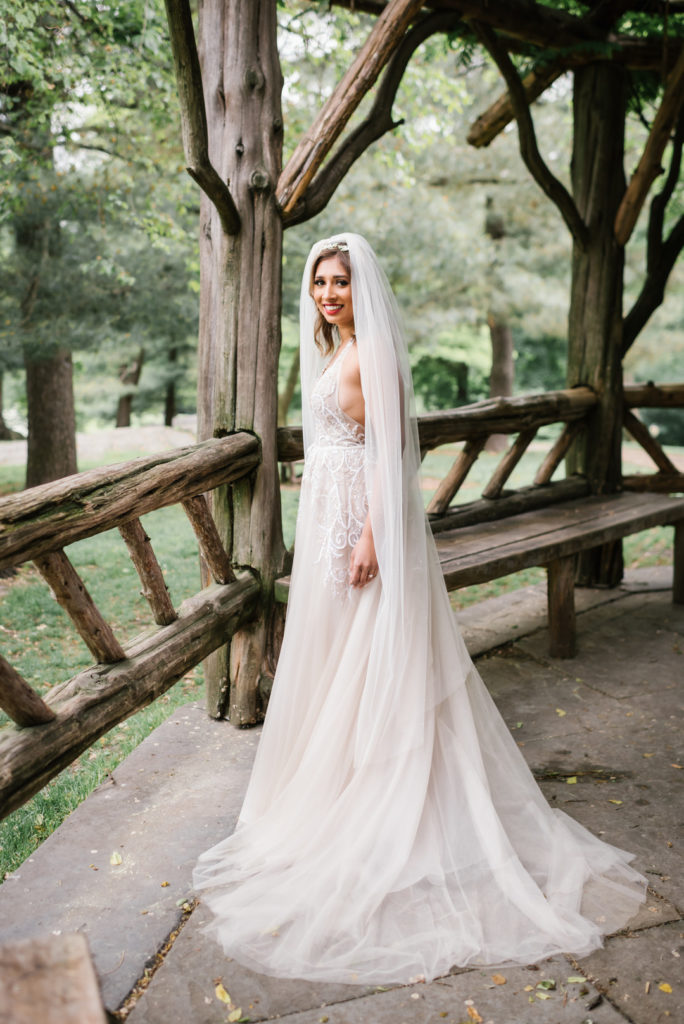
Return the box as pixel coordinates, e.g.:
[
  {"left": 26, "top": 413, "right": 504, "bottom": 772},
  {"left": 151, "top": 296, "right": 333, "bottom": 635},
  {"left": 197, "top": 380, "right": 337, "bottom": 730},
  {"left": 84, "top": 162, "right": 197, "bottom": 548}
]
[
  {"left": 567, "top": 63, "right": 627, "bottom": 586},
  {"left": 25, "top": 348, "right": 78, "bottom": 488},
  {"left": 197, "top": 0, "right": 286, "bottom": 723}
]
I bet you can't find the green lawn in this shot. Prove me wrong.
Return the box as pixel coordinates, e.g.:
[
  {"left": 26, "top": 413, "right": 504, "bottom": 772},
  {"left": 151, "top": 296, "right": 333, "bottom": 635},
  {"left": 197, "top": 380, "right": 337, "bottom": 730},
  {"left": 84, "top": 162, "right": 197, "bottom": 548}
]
[{"left": 0, "top": 438, "right": 679, "bottom": 880}]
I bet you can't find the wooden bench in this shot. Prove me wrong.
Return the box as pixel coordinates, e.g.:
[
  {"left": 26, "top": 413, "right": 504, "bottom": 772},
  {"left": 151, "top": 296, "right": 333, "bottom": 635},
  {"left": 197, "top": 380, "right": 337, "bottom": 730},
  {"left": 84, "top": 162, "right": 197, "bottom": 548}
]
[{"left": 275, "top": 490, "right": 684, "bottom": 658}]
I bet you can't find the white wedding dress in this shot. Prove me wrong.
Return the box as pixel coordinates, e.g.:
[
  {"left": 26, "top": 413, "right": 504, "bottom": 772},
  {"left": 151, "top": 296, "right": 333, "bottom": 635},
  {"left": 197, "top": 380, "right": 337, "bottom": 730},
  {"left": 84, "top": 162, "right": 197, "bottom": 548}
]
[{"left": 193, "top": 333, "right": 645, "bottom": 985}]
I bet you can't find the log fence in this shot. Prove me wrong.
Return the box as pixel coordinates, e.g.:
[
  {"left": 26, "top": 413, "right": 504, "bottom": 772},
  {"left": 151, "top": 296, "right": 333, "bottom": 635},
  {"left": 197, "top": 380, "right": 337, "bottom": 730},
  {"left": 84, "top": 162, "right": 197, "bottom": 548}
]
[
  {"left": 1, "top": 383, "right": 682, "bottom": 820},
  {"left": 0, "top": 433, "right": 261, "bottom": 819}
]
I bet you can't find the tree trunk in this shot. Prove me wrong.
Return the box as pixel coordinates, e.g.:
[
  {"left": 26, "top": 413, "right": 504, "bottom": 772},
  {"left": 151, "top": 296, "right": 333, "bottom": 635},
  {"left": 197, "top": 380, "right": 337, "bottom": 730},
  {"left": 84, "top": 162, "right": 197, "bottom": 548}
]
[
  {"left": 487, "top": 315, "right": 514, "bottom": 452},
  {"left": 567, "top": 63, "right": 627, "bottom": 586},
  {"left": 197, "top": 0, "right": 286, "bottom": 724},
  {"left": 25, "top": 348, "right": 78, "bottom": 488},
  {"left": 164, "top": 347, "right": 177, "bottom": 426},
  {"left": 116, "top": 349, "right": 145, "bottom": 428}
]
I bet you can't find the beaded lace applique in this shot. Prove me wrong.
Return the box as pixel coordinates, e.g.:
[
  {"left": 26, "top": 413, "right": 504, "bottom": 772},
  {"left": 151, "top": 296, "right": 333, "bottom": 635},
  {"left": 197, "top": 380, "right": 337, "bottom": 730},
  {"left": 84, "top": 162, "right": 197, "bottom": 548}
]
[{"left": 305, "top": 342, "right": 366, "bottom": 598}]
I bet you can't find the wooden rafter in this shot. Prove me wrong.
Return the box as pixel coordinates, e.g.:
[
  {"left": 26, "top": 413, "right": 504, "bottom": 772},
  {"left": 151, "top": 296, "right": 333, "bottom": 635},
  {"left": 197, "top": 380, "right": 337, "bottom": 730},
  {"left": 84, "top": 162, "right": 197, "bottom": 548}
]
[
  {"left": 615, "top": 44, "right": 684, "bottom": 246},
  {"left": 277, "top": 0, "right": 427, "bottom": 215}
]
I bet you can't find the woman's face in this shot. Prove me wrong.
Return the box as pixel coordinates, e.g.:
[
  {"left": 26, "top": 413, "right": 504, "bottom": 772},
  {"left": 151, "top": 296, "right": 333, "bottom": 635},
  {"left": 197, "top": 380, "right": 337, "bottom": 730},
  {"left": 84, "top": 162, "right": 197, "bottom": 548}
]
[{"left": 312, "top": 256, "right": 355, "bottom": 335}]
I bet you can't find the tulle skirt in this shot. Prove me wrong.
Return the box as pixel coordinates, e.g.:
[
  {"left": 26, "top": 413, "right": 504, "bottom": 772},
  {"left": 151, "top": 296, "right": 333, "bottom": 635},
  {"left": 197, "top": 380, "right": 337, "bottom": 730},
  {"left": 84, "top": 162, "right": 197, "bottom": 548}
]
[{"left": 193, "top": 473, "right": 646, "bottom": 984}]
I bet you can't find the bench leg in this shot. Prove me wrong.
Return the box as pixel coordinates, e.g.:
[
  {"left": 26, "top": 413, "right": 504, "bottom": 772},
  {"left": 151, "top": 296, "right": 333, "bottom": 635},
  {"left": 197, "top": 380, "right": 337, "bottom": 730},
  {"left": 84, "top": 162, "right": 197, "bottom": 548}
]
[
  {"left": 547, "top": 555, "right": 577, "bottom": 658},
  {"left": 674, "top": 521, "right": 684, "bottom": 605}
]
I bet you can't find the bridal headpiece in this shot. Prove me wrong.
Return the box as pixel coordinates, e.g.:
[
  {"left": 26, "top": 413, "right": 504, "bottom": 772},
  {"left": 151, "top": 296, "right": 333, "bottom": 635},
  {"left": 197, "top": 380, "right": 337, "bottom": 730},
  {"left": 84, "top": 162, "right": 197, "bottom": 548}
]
[{"left": 316, "top": 238, "right": 349, "bottom": 254}]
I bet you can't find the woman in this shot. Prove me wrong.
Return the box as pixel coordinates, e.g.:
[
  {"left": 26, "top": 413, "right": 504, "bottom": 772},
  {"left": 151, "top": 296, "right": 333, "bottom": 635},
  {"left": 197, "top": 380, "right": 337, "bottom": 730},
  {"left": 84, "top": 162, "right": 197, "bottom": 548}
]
[{"left": 193, "top": 233, "right": 645, "bottom": 985}]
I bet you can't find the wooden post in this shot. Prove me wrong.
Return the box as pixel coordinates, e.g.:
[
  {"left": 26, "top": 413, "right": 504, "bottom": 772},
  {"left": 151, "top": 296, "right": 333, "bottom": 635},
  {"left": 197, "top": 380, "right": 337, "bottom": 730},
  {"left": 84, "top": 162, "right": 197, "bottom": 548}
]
[
  {"left": 181, "top": 495, "right": 235, "bottom": 584},
  {"left": 674, "top": 521, "right": 684, "bottom": 605},
  {"left": 33, "top": 550, "right": 126, "bottom": 664},
  {"left": 566, "top": 62, "right": 627, "bottom": 587},
  {"left": 547, "top": 555, "right": 577, "bottom": 658},
  {"left": 196, "top": 0, "right": 286, "bottom": 723},
  {"left": 118, "top": 518, "right": 178, "bottom": 625}
]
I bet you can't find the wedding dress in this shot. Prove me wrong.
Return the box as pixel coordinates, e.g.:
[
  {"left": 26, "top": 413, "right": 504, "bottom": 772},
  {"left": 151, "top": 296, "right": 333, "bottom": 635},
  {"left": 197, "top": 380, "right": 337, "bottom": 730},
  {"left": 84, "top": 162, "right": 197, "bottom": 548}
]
[{"left": 193, "top": 234, "right": 645, "bottom": 985}]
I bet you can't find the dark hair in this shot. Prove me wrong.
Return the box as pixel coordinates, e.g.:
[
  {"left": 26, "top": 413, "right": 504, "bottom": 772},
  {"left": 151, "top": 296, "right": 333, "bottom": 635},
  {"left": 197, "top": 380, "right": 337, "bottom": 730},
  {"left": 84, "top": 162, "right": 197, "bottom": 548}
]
[{"left": 310, "top": 247, "right": 352, "bottom": 356}]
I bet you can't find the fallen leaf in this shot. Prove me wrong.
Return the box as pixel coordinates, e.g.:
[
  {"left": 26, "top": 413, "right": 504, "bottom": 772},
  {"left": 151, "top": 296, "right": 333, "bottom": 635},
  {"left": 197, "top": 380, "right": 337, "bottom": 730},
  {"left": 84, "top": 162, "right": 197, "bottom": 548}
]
[
  {"left": 523, "top": 985, "right": 534, "bottom": 992},
  {"left": 567, "top": 976, "right": 587, "bottom": 984},
  {"left": 491, "top": 973, "right": 507, "bottom": 985},
  {"left": 659, "top": 983, "right": 672, "bottom": 993},
  {"left": 671, "top": 764, "right": 683, "bottom": 769},
  {"left": 642, "top": 752, "right": 655, "bottom": 758},
  {"left": 608, "top": 799, "right": 623, "bottom": 805},
  {"left": 537, "top": 980, "right": 556, "bottom": 991},
  {"left": 645, "top": 981, "right": 651, "bottom": 994},
  {"left": 160, "top": 881, "right": 170, "bottom": 887},
  {"left": 214, "top": 983, "right": 231, "bottom": 1004},
  {"left": 556, "top": 708, "right": 567, "bottom": 716},
  {"left": 466, "top": 1006, "right": 483, "bottom": 1023},
  {"left": 227, "top": 1010, "right": 243, "bottom": 1023},
  {"left": 566, "top": 776, "right": 578, "bottom": 784},
  {"left": 109, "top": 851, "right": 123, "bottom": 866},
  {"left": 319, "top": 1017, "right": 329, "bottom": 1023},
  {"left": 536, "top": 991, "right": 552, "bottom": 1000}
]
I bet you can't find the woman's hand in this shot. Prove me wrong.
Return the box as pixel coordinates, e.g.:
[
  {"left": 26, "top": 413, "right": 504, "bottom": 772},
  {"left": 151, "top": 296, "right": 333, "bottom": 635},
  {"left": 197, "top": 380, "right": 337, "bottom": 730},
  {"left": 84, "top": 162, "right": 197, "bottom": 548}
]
[{"left": 349, "top": 525, "right": 378, "bottom": 589}]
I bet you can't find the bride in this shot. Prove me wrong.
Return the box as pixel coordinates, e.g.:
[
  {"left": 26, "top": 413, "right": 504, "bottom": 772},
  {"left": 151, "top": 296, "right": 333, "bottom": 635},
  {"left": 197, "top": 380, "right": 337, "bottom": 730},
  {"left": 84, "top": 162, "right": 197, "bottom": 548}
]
[{"left": 193, "top": 233, "right": 645, "bottom": 984}]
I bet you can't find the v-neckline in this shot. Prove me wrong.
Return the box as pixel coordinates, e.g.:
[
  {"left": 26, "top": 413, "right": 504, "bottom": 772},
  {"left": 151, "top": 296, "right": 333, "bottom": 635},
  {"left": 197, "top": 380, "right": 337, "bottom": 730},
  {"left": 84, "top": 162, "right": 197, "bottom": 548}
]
[{"left": 322, "top": 337, "right": 354, "bottom": 377}]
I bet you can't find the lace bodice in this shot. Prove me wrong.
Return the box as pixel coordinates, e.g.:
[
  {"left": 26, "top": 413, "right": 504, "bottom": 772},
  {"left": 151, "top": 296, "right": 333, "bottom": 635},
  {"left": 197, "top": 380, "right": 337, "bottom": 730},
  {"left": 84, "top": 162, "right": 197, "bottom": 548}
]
[{"left": 303, "top": 341, "right": 367, "bottom": 598}]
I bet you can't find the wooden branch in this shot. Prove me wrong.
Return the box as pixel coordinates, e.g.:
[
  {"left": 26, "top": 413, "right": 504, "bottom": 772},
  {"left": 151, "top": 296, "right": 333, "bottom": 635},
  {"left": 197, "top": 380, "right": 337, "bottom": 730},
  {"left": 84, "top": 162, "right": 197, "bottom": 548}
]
[
  {"left": 181, "top": 495, "right": 235, "bottom": 584},
  {"left": 622, "top": 472, "right": 684, "bottom": 492},
  {"left": 426, "top": 437, "right": 488, "bottom": 515},
  {"left": 534, "top": 420, "right": 585, "bottom": 485},
  {"left": 33, "top": 551, "right": 126, "bottom": 664},
  {"left": 614, "top": 44, "right": 684, "bottom": 246},
  {"left": 284, "top": 10, "right": 461, "bottom": 227},
  {"left": 118, "top": 519, "right": 177, "bottom": 626},
  {"left": 624, "top": 382, "right": 684, "bottom": 408},
  {"left": 163, "top": 0, "right": 240, "bottom": 235},
  {"left": 277, "top": 0, "right": 426, "bottom": 215},
  {"left": 467, "top": 62, "right": 564, "bottom": 148},
  {"left": 471, "top": 20, "right": 589, "bottom": 249},
  {"left": 482, "top": 427, "right": 538, "bottom": 499},
  {"left": 0, "top": 433, "right": 260, "bottom": 571},
  {"left": 623, "top": 409, "right": 678, "bottom": 474},
  {"left": 0, "top": 573, "right": 260, "bottom": 820},
  {"left": 0, "top": 655, "right": 56, "bottom": 727},
  {"left": 623, "top": 111, "right": 684, "bottom": 354}
]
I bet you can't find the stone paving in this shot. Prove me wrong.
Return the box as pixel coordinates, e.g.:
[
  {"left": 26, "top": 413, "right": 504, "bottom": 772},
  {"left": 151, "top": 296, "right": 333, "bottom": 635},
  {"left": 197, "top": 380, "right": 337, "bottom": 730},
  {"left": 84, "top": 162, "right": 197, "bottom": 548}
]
[{"left": 1, "top": 566, "right": 682, "bottom": 1024}]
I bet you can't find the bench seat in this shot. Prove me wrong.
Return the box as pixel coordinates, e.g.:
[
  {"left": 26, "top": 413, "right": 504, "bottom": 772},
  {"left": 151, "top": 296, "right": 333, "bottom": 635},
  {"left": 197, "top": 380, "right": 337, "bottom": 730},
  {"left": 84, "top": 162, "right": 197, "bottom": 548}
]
[{"left": 275, "top": 491, "right": 684, "bottom": 658}]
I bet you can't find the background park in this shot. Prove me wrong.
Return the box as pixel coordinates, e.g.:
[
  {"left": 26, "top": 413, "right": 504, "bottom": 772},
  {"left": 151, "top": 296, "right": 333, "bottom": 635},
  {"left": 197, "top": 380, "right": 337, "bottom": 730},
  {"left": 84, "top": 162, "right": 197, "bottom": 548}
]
[{"left": 0, "top": 1, "right": 683, "bottom": 1021}]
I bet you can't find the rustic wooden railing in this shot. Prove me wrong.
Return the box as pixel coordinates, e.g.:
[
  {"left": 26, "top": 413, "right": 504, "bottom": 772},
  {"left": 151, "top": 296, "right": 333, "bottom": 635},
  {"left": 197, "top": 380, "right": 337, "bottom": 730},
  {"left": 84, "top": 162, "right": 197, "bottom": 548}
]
[
  {"left": 0, "top": 433, "right": 261, "bottom": 819},
  {"left": 622, "top": 383, "right": 684, "bottom": 492}
]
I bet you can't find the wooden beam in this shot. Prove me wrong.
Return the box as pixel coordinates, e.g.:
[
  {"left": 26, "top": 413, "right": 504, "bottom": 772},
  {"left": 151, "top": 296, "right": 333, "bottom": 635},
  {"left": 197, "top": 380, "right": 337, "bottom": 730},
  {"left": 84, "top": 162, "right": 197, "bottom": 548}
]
[
  {"left": 614, "top": 44, "right": 684, "bottom": 246},
  {"left": 623, "top": 409, "right": 678, "bottom": 474},
  {"left": 277, "top": 0, "right": 426, "bottom": 214},
  {"left": 33, "top": 551, "right": 126, "bottom": 664},
  {"left": 181, "top": 495, "right": 235, "bottom": 584},
  {"left": 624, "top": 382, "right": 684, "bottom": 408},
  {"left": 468, "top": 63, "right": 564, "bottom": 148},
  {"left": 0, "top": 433, "right": 260, "bottom": 571},
  {"left": 0, "top": 655, "right": 56, "bottom": 727},
  {"left": 482, "top": 427, "right": 537, "bottom": 499},
  {"left": 622, "top": 472, "right": 684, "bottom": 492},
  {"left": 0, "top": 573, "right": 260, "bottom": 820},
  {"left": 426, "top": 437, "right": 488, "bottom": 514},
  {"left": 675, "top": 521, "right": 684, "bottom": 604},
  {"left": 118, "top": 518, "right": 178, "bottom": 626},
  {"left": 278, "top": 387, "right": 597, "bottom": 462},
  {"left": 431, "top": 476, "right": 590, "bottom": 534},
  {"left": 534, "top": 420, "right": 585, "bottom": 485}
]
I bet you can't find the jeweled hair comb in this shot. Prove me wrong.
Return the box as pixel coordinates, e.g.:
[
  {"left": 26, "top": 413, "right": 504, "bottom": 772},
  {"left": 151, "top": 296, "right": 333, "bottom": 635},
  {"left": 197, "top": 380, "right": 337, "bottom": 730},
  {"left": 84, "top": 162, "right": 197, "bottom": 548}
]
[{"left": 317, "top": 239, "right": 349, "bottom": 253}]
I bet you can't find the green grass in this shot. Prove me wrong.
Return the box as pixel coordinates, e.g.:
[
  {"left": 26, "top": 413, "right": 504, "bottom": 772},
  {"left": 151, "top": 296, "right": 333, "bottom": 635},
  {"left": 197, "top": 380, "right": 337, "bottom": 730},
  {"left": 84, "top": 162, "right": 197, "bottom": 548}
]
[{"left": 1, "top": 437, "right": 680, "bottom": 880}]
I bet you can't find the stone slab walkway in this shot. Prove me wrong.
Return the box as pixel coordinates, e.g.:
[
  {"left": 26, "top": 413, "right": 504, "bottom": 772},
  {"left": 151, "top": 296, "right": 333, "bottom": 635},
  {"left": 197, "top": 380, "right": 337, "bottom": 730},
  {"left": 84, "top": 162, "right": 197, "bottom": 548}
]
[{"left": 1, "top": 566, "right": 682, "bottom": 1024}]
